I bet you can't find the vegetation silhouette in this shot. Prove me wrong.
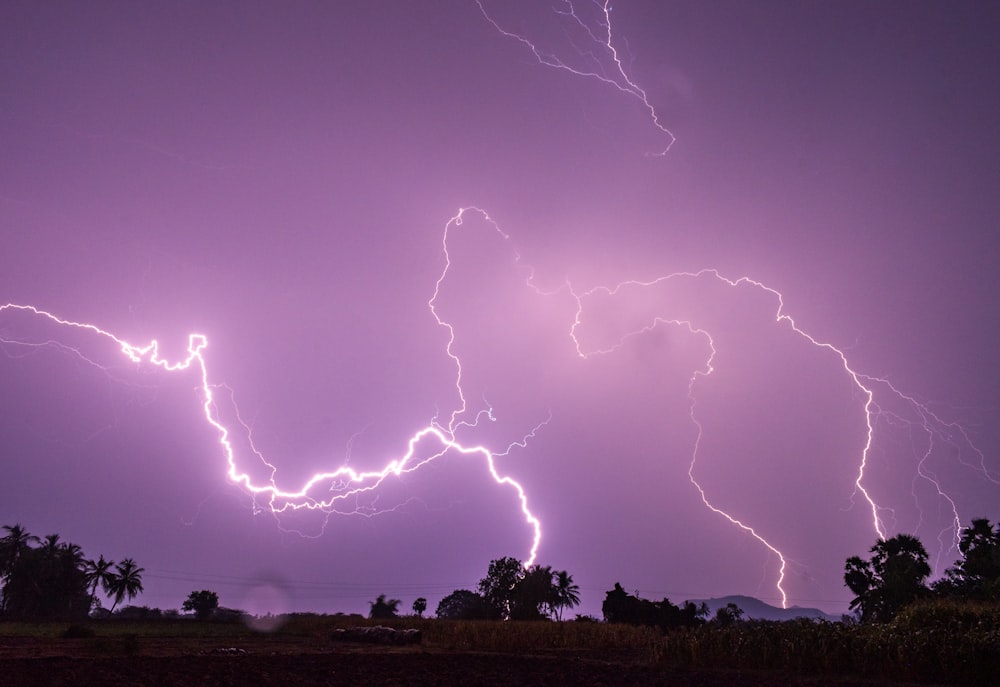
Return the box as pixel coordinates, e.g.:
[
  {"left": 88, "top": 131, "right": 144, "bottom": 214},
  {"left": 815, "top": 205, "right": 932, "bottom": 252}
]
[
  {"left": 83, "top": 554, "right": 116, "bottom": 610},
  {"left": 553, "top": 569, "right": 581, "bottom": 621},
  {"left": 435, "top": 589, "right": 495, "bottom": 620},
  {"left": 6, "top": 517, "right": 1000, "bottom": 684},
  {"left": 0, "top": 523, "right": 143, "bottom": 621},
  {"left": 109, "top": 558, "right": 145, "bottom": 613},
  {"left": 0, "top": 523, "right": 38, "bottom": 614},
  {"left": 935, "top": 517, "right": 1000, "bottom": 600},
  {"left": 601, "top": 582, "right": 707, "bottom": 631},
  {"left": 368, "top": 593, "right": 401, "bottom": 619},
  {"left": 475, "top": 557, "right": 581, "bottom": 621},
  {"left": 411, "top": 597, "right": 427, "bottom": 617},
  {"left": 182, "top": 589, "right": 220, "bottom": 620},
  {"left": 713, "top": 601, "right": 745, "bottom": 626},
  {"left": 477, "top": 556, "right": 522, "bottom": 619},
  {"left": 845, "top": 533, "right": 931, "bottom": 622}
]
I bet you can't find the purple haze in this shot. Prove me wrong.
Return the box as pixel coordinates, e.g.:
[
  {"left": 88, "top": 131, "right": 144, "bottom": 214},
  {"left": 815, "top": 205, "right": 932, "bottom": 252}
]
[{"left": 1, "top": 1, "right": 998, "bottom": 618}]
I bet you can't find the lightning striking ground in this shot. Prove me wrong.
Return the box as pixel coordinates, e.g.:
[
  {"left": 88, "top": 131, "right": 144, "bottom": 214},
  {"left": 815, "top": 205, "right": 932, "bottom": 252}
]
[{"left": 472, "top": 1, "right": 990, "bottom": 605}]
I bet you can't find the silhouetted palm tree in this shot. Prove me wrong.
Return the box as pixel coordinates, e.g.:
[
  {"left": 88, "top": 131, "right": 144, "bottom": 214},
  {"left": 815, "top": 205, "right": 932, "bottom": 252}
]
[
  {"left": 2, "top": 528, "right": 91, "bottom": 620},
  {"left": 56, "top": 541, "right": 88, "bottom": 617},
  {"left": 0, "top": 523, "right": 38, "bottom": 576},
  {"left": 83, "top": 555, "right": 116, "bottom": 609},
  {"left": 61, "top": 542, "right": 85, "bottom": 566},
  {"left": 40, "top": 534, "right": 62, "bottom": 557},
  {"left": 514, "top": 564, "right": 556, "bottom": 620},
  {"left": 553, "top": 570, "right": 581, "bottom": 621},
  {"left": 108, "top": 558, "right": 145, "bottom": 612},
  {"left": 36, "top": 535, "right": 69, "bottom": 584},
  {"left": 0, "top": 524, "right": 39, "bottom": 613}
]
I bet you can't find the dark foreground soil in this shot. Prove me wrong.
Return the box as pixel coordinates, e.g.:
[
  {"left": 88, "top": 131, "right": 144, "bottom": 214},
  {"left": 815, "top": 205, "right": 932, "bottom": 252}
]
[{"left": 0, "top": 641, "right": 938, "bottom": 687}]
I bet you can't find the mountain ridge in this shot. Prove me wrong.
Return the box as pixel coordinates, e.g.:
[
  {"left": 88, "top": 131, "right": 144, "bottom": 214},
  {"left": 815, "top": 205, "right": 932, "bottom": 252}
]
[{"left": 686, "top": 594, "right": 842, "bottom": 622}]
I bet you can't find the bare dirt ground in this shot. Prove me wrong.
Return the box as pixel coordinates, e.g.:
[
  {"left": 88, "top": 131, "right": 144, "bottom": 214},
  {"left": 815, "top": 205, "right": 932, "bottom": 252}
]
[{"left": 0, "top": 637, "right": 940, "bottom": 687}]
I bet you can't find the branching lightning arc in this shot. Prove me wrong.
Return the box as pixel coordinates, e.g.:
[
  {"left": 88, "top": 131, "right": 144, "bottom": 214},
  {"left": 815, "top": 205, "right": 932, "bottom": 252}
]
[
  {"left": 2, "top": 206, "right": 988, "bottom": 608},
  {"left": 1, "top": 1, "right": 992, "bottom": 610},
  {"left": 0, "top": 220, "right": 546, "bottom": 563},
  {"left": 471, "top": 0, "right": 988, "bottom": 605},
  {"left": 476, "top": 0, "right": 675, "bottom": 155}
]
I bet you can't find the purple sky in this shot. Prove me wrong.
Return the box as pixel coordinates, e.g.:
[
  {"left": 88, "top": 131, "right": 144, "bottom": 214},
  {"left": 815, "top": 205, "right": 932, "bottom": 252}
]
[{"left": 2, "top": 1, "right": 998, "bottom": 618}]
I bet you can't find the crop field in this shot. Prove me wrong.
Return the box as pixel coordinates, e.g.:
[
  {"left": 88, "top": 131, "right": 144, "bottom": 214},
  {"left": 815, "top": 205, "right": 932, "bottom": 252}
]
[{"left": 1, "top": 602, "right": 995, "bottom": 686}]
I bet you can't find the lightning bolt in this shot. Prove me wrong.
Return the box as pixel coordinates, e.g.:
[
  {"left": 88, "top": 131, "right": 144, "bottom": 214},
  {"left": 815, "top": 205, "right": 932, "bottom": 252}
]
[
  {"left": 1, "top": 1, "right": 990, "bottom": 613},
  {"left": 473, "top": 1, "right": 992, "bottom": 606},
  {"left": 563, "top": 269, "right": 992, "bottom": 607},
  {"left": 1, "top": 208, "right": 990, "bottom": 609},
  {"left": 476, "top": 0, "right": 675, "bottom": 155},
  {"left": 0, "top": 209, "right": 547, "bottom": 567}
]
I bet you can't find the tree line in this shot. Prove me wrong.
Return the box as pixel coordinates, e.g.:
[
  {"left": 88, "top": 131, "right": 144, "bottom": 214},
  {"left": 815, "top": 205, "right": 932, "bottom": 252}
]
[
  {"left": 413, "top": 516, "right": 1000, "bottom": 628},
  {"left": 367, "top": 557, "right": 582, "bottom": 622},
  {"left": 369, "top": 558, "right": 737, "bottom": 629},
  {"left": 0, "top": 523, "right": 144, "bottom": 621},
  {"left": 6, "top": 516, "right": 999, "bottom": 626}
]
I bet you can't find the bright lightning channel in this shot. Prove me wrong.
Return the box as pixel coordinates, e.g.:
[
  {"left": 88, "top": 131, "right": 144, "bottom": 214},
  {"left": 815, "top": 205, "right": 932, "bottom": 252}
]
[
  {"left": 0, "top": 209, "right": 988, "bottom": 609},
  {"left": 475, "top": 0, "right": 987, "bottom": 607},
  {"left": 1, "top": 0, "right": 988, "bottom": 611},
  {"left": 564, "top": 269, "right": 991, "bottom": 608},
  {"left": 0, "top": 210, "right": 547, "bottom": 567}
]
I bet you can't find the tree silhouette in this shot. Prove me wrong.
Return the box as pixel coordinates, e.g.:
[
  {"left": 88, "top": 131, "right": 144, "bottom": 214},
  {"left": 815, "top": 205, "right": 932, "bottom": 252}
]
[
  {"left": 83, "top": 555, "right": 116, "bottom": 609},
  {"left": 1, "top": 524, "right": 145, "bottom": 621},
  {"left": 108, "top": 558, "right": 145, "bottom": 612},
  {"left": 714, "top": 602, "right": 745, "bottom": 626},
  {"left": 40, "top": 534, "right": 62, "bottom": 557},
  {"left": 3, "top": 537, "right": 89, "bottom": 620},
  {"left": 512, "top": 564, "right": 556, "bottom": 620},
  {"left": 477, "top": 558, "right": 581, "bottom": 621},
  {"left": 368, "top": 593, "right": 401, "bottom": 619},
  {"left": 553, "top": 570, "right": 581, "bottom": 621},
  {"left": 412, "top": 597, "right": 427, "bottom": 617},
  {"left": 845, "top": 533, "right": 930, "bottom": 622},
  {"left": 435, "top": 589, "right": 494, "bottom": 620},
  {"left": 61, "top": 542, "right": 85, "bottom": 566},
  {"left": 0, "top": 523, "right": 38, "bottom": 613},
  {"left": 602, "top": 583, "right": 706, "bottom": 631},
  {"left": 937, "top": 518, "right": 1000, "bottom": 600},
  {"left": 478, "top": 557, "right": 523, "bottom": 619},
  {"left": 182, "top": 590, "right": 219, "bottom": 620},
  {"left": 0, "top": 524, "right": 38, "bottom": 569}
]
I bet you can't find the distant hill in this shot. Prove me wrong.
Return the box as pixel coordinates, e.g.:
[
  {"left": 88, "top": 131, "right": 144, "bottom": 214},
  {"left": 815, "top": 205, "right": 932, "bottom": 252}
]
[{"left": 686, "top": 595, "right": 841, "bottom": 622}]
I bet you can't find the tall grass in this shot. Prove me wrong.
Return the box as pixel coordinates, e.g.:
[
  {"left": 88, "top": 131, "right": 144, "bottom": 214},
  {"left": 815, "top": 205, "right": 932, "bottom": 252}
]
[{"left": 658, "top": 600, "right": 1000, "bottom": 686}]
